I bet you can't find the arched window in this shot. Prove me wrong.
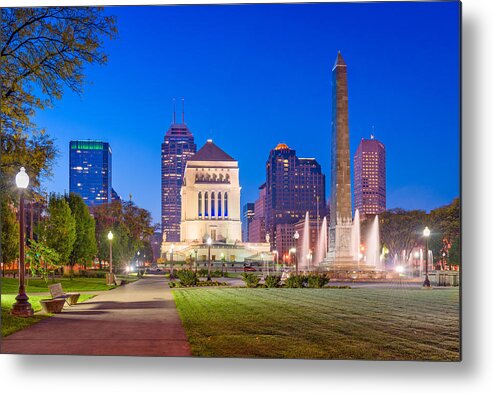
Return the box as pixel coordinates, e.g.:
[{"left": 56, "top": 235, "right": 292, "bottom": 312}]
[
  {"left": 205, "top": 192, "right": 209, "bottom": 216},
  {"left": 198, "top": 192, "right": 202, "bottom": 217},
  {"left": 211, "top": 192, "right": 215, "bottom": 217},
  {"left": 224, "top": 192, "right": 228, "bottom": 217},
  {"left": 218, "top": 192, "right": 222, "bottom": 217}
]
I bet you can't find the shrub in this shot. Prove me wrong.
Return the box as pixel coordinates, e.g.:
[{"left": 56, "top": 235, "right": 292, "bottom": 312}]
[
  {"left": 264, "top": 275, "right": 281, "bottom": 288},
  {"left": 211, "top": 270, "right": 223, "bottom": 278},
  {"left": 284, "top": 275, "right": 307, "bottom": 288},
  {"left": 241, "top": 272, "right": 260, "bottom": 288},
  {"left": 197, "top": 269, "right": 208, "bottom": 277},
  {"left": 176, "top": 269, "right": 198, "bottom": 286},
  {"left": 307, "top": 274, "right": 330, "bottom": 288},
  {"left": 196, "top": 281, "right": 229, "bottom": 287}
]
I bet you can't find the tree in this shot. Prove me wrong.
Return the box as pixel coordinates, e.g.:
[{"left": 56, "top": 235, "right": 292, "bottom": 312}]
[
  {"left": 379, "top": 208, "right": 428, "bottom": 265},
  {"left": 1, "top": 8, "right": 117, "bottom": 199},
  {"left": 67, "top": 193, "right": 97, "bottom": 272},
  {"left": 92, "top": 200, "right": 156, "bottom": 271},
  {"left": 0, "top": 197, "right": 19, "bottom": 275},
  {"left": 429, "top": 198, "right": 460, "bottom": 268},
  {"left": 26, "top": 239, "right": 61, "bottom": 282},
  {"left": 41, "top": 193, "right": 76, "bottom": 265}
]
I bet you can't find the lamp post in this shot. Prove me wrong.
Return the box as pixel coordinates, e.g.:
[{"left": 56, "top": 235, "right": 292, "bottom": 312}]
[
  {"left": 11, "top": 167, "right": 34, "bottom": 317},
  {"left": 194, "top": 249, "right": 198, "bottom": 273},
  {"left": 107, "top": 231, "right": 114, "bottom": 285},
  {"left": 207, "top": 237, "right": 212, "bottom": 281},
  {"left": 293, "top": 231, "right": 300, "bottom": 275},
  {"left": 273, "top": 250, "right": 278, "bottom": 274},
  {"left": 261, "top": 253, "right": 265, "bottom": 279},
  {"left": 423, "top": 226, "right": 431, "bottom": 288},
  {"left": 221, "top": 253, "right": 225, "bottom": 277},
  {"left": 170, "top": 243, "right": 175, "bottom": 280},
  {"left": 265, "top": 233, "right": 270, "bottom": 276}
]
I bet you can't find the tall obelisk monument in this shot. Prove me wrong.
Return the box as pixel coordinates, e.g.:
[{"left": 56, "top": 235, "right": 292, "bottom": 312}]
[{"left": 325, "top": 51, "right": 358, "bottom": 268}]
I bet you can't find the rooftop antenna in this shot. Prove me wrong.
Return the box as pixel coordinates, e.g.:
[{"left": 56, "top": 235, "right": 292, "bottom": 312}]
[
  {"left": 370, "top": 125, "right": 375, "bottom": 140},
  {"left": 172, "top": 98, "right": 176, "bottom": 124},
  {"left": 181, "top": 98, "right": 185, "bottom": 124}
]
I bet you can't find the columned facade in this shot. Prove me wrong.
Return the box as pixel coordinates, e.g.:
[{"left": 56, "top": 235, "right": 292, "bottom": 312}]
[{"left": 180, "top": 141, "right": 241, "bottom": 243}]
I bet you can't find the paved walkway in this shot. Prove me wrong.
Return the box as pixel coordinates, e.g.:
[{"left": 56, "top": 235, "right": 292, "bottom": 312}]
[{"left": 1, "top": 276, "right": 192, "bottom": 356}]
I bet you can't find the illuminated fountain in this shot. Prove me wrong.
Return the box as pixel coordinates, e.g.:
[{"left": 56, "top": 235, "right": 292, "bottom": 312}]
[
  {"left": 300, "top": 212, "right": 311, "bottom": 271},
  {"left": 364, "top": 215, "right": 382, "bottom": 270},
  {"left": 315, "top": 216, "right": 328, "bottom": 267}
]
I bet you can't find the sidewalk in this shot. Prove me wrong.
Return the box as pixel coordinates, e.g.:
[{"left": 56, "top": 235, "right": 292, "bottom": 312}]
[{"left": 1, "top": 276, "right": 191, "bottom": 356}]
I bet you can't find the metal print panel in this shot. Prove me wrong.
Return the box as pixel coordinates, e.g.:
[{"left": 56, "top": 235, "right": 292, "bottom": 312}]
[{"left": 0, "top": 1, "right": 461, "bottom": 361}]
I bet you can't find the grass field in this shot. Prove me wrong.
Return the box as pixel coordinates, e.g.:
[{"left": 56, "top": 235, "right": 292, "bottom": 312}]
[
  {"left": 173, "top": 287, "right": 460, "bottom": 361},
  {"left": 1, "top": 276, "right": 138, "bottom": 294},
  {"left": 1, "top": 294, "right": 94, "bottom": 337}
]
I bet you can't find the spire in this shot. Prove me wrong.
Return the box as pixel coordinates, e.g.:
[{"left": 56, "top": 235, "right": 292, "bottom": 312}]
[
  {"left": 181, "top": 98, "right": 185, "bottom": 124},
  {"left": 333, "top": 51, "right": 346, "bottom": 69},
  {"left": 172, "top": 98, "right": 176, "bottom": 124},
  {"left": 371, "top": 125, "right": 375, "bottom": 140}
]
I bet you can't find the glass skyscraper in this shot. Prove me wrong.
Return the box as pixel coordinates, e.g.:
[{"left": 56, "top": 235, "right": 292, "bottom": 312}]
[
  {"left": 161, "top": 116, "right": 196, "bottom": 243},
  {"left": 69, "top": 140, "right": 112, "bottom": 206}
]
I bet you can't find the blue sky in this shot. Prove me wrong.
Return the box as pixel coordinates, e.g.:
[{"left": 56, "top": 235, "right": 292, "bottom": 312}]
[{"left": 34, "top": 2, "right": 460, "bottom": 224}]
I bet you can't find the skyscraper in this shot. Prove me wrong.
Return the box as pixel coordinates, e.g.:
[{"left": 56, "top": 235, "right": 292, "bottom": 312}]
[
  {"left": 265, "top": 143, "right": 326, "bottom": 260},
  {"left": 69, "top": 140, "right": 112, "bottom": 206},
  {"left": 242, "top": 203, "right": 255, "bottom": 242},
  {"left": 353, "top": 135, "right": 386, "bottom": 217},
  {"left": 249, "top": 183, "right": 267, "bottom": 243},
  {"left": 161, "top": 101, "right": 196, "bottom": 242}
]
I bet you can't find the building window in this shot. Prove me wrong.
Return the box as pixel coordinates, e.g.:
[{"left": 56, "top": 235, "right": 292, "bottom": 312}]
[
  {"left": 198, "top": 192, "right": 202, "bottom": 216},
  {"left": 211, "top": 192, "right": 215, "bottom": 217},
  {"left": 218, "top": 192, "right": 222, "bottom": 217},
  {"left": 205, "top": 192, "right": 209, "bottom": 216},
  {"left": 224, "top": 192, "right": 228, "bottom": 217}
]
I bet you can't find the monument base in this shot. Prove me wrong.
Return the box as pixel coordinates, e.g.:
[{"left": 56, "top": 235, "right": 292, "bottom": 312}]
[{"left": 318, "top": 255, "right": 387, "bottom": 280}]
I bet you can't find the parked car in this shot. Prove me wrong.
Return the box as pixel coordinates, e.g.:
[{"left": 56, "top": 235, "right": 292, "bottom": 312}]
[{"left": 243, "top": 266, "right": 257, "bottom": 272}]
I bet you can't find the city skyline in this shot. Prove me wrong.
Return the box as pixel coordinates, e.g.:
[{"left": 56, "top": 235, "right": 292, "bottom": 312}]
[{"left": 33, "top": 3, "right": 460, "bottom": 223}]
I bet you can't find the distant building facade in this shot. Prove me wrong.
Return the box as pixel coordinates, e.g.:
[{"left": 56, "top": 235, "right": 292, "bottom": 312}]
[
  {"left": 69, "top": 140, "right": 112, "bottom": 206},
  {"left": 353, "top": 135, "right": 386, "bottom": 217},
  {"left": 161, "top": 115, "right": 196, "bottom": 243},
  {"left": 161, "top": 140, "right": 271, "bottom": 264},
  {"left": 249, "top": 183, "right": 267, "bottom": 243},
  {"left": 242, "top": 203, "right": 255, "bottom": 242},
  {"left": 265, "top": 143, "right": 326, "bottom": 261}
]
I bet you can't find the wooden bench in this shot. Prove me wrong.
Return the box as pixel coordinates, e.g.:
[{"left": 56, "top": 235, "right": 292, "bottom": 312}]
[{"left": 48, "top": 283, "right": 80, "bottom": 306}]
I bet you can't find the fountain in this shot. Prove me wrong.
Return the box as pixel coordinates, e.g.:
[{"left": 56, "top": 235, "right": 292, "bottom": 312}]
[
  {"left": 300, "top": 211, "right": 310, "bottom": 271},
  {"left": 351, "top": 209, "right": 361, "bottom": 264},
  {"left": 315, "top": 216, "right": 328, "bottom": 267},
  {"left": 365, "top": 215, "right": 381, "bottom": 270}
]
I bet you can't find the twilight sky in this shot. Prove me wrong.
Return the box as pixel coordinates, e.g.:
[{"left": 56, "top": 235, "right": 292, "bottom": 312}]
[{"left": 34, "top": 2, "right": 460, "bottom": 224}]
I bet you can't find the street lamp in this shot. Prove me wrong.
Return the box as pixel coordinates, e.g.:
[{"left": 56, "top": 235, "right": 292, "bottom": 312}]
[
  {"left": 293, "top": 231, "right": 300, "bottom": 275},
  {"left": 261, "top": 253, "right": 266, "bottom": 279},
  {"left": 194, "top": 249, "right": 198, "bottom": 273},
  {"left": 11, "top": 167, "right": 34, "bottom": 317},
  {"left": 170, "top": 243, "right": 175, "bottom": 280},
  {"left": 290, "top": 247, "right": 297, "bottom": 275},
  {"left": 220, "top": 253, "right": 225, "bottom": 277},
  {"left": 207, "top": 237, "right": 212, "bottom": 281},
  {"left": 423, "top": 226, "right": 431, "bottom": 288},
  {"left": 107, "top": 230, "right": 114, "bottom": 285}
]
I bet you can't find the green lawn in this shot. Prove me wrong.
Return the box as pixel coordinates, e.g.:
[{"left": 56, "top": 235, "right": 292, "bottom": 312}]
[
  {"left": 1, "top": 276, "right": 137, "bottom": 294},
  {"left": 173, "top": 287, "right": 460, "bottom": 361},
  {"left": 1, "top": 293, "right": 94, "bottom": 337}
]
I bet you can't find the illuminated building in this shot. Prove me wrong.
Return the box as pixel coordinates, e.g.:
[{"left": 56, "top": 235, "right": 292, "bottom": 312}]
[
  {"left": 242, "top": 203, "right": 255, "bottom": 242},
  {"left": 353, "top": 135, "right": 386, "bottom": 217},
  {"left": 249, "top": 183, "right": 267, "bottom": 243},
  {"left": 69, "top": 140, "right": 112, "bottom": 206},
  {"left": 161, "top": 140, "right": 271, "bottom": 264},
  {"left": 161, "top": 102, "right": 196, "bottom": 242},
  {"left": 265, "top": 143, "right": 326, "bottom": 260}
]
